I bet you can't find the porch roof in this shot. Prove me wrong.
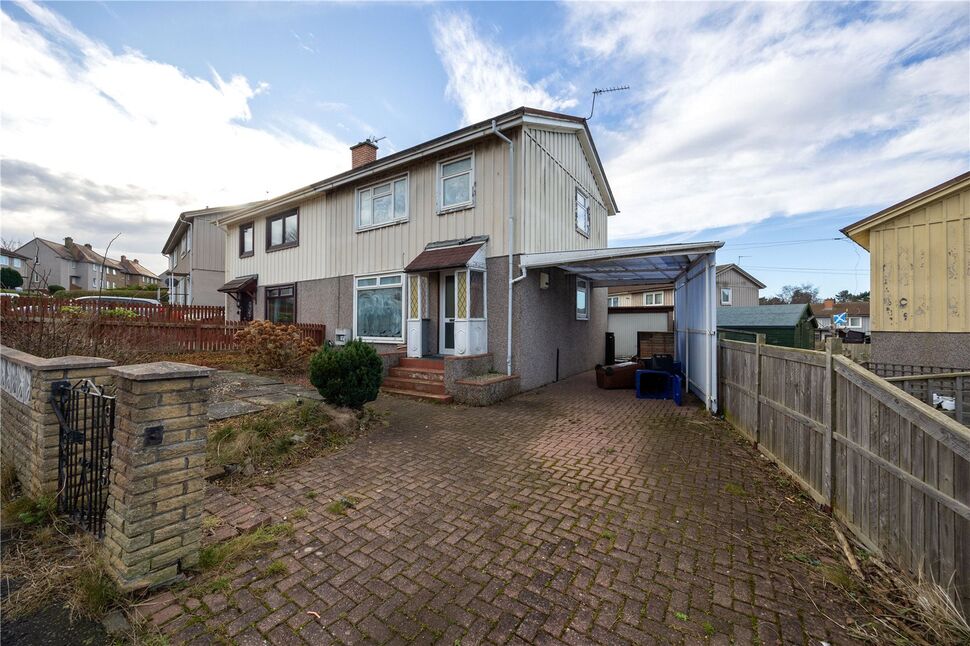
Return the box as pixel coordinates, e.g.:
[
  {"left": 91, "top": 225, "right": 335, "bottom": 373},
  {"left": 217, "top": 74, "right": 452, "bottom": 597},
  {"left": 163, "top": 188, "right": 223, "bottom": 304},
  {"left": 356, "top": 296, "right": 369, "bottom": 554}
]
[
  {"left": 218, "top": 275, "right": 257, "bottom": 293},
  {"left": 519, "top": 242, "right": 724, "bottom": 287},
  {"left": 404, "top": 242, "right": 485, "bottom": 273}
]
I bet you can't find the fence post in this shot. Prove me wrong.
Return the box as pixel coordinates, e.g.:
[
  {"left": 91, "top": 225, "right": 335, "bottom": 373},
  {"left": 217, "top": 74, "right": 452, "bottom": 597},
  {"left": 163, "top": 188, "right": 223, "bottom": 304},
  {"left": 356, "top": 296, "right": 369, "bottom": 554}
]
[
  {"left": 754, "top": 333, "right": 764, "bottom": 445},
  {"left": 195, "top": 320, "right": 203, "bottom": 352},
  {"left": 822, "top": 337, "right": 836, "bottom": 511}
]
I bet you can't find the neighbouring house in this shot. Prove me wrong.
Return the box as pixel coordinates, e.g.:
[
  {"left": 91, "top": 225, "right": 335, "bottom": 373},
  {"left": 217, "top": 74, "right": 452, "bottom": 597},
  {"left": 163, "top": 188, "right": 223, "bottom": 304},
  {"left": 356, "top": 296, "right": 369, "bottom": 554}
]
[
  {"left": 0, "top": 248, "right": 29, "bottom": 279},
  {"left": 161, "top": 203, "right": 261, "bottom": 306},
  {"left": 716, "top": 264, "right": 766, "bottom": 307},
  {"left": 606, "top": 283, "right": 675, "bottom": 359},
  {"left": 607, "top": 283, "right": 674, "bottom": 308},
  {"left": 842, "top": 171, "right": 970, "bottom": 370},
  {"left": 811, "top": 299, "right": 871, "bottom": 338},
  {"left": 15, "top": 237, "right": 159, "bottom": 292},
  {"left": 718, "top": 303, "right": 817, "bottom": 349},
  {"left": 214, "top": 106, "right": 724, "bottom": 406}
]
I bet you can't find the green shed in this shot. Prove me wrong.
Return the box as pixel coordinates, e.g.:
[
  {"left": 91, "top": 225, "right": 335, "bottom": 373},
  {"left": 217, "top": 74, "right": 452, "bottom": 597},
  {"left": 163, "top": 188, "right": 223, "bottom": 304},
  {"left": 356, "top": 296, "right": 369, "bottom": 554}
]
[{"left": 717, "top": 304, "right": 817, "bottom": 349}]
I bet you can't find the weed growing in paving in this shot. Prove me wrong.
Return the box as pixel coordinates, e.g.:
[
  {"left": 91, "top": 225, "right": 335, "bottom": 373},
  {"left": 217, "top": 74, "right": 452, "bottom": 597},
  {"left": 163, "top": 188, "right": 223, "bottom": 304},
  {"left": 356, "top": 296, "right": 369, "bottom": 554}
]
[
  {"left": 724, "top": 483, "right": 746, "bottom": 496},
  {"left": 675, "top": 611, "right": 689, "bottom": 622},
  {"left": 325, "top": 497, "right": 357, "bottom": 516},
  {"left": 197, "top": 523, "right": 294, "bottom": 572},
  {"left": 265, "top": 560, "right": 288, "bottom": 577},
  {"left": 291, "top": 507, "right": 308, "bottom": 520},
  {"left": 305, "top": 491, "right": 318, "bottom": 500},
  {"left": 703, "top": 621, "right": 716, "bottom": 637}
]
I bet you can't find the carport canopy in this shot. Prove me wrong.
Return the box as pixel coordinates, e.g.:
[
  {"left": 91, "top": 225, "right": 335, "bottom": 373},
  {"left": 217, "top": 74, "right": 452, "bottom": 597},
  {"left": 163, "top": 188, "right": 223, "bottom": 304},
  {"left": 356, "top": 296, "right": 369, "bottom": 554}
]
[{"left": 519, "top": 242, "right": 723, "bottom": 411}]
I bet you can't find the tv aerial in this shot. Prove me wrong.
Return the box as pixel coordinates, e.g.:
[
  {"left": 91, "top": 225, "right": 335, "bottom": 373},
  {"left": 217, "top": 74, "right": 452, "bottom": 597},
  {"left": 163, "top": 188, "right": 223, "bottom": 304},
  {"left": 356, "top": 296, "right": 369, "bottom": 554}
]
[{"left": 587, "top": 85, "right": 630, "bottom": 120}]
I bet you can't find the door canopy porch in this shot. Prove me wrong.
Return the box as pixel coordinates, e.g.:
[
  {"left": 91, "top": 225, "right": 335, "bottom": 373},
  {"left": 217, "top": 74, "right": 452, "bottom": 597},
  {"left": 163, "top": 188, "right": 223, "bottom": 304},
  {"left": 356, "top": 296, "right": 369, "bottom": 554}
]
[{"left": 519, "top": 242, "right": 723, "bottom": 411}]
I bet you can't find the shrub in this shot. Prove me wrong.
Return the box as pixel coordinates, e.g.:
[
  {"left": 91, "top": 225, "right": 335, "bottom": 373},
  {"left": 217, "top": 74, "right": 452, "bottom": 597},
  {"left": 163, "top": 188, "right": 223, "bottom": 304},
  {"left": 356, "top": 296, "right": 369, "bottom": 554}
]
[
  {"left": 100, "top": 307, "right": 138, "bottom": 319},
  {"left": 47, "top": 284, "right": 65, "bottom": 294},
  {"left": 309, "top": 339, "right": 383, "bottom": 409},
  {"left": 1, "top": 267, "right": 23, "bottom": 289},
  {"left": 234, "top": 320, "right": 317, "bottom": 373}
]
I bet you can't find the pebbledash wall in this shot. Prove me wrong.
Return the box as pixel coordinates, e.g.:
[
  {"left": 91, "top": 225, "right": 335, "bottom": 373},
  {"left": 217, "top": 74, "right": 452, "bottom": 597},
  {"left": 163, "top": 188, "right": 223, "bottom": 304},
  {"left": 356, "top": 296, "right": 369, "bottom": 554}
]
[{"left": 0, "top": 345, "right": 213, "bottom": 591}]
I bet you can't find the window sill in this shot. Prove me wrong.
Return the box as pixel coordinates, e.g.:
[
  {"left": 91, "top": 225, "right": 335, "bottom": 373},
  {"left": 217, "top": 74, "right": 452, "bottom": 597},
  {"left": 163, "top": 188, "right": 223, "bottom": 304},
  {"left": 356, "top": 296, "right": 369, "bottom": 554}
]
[
  {"left": 576, "top": 228, "right": 590, "bottom": 239},
  {"left": 358, "top": 336, "right": 405, "bottom": 344},
  {"left": 239, "top": 251, "right": 254, "bottom": 259},
  {"left": 266, "top": 242, "right": 299, "bottom": 253},
  {"left": 437, "top": 202, "right": 474, "bottom": 216},
  {"left": 356, "top": 218, "right": 408, "bottom": 234}
]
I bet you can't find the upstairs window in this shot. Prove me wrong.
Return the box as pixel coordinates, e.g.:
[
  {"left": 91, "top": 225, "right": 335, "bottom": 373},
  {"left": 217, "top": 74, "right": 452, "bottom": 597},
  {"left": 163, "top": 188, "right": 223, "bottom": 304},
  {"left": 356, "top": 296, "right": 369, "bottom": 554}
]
[
  {"left": 576, "top": 188, "right": 590, "bottom": 237},
  {"left": 239, "top": 222, "right": 254, "bottom": 257},
  {"left": 720, "top": 288, "right": 732, "bottom": 305},
  {"left": 608, "top": 296, "right": 619, "bottom": 307},
  {"left": 643, "top": 291, "right": 664, "bottom": 305},
  {"left": 576, "top": 277, "right": 589, "bottom": 321},
  {"left": 266, "top": 210, "right": 298, "bottom": 251},
  {"left": 438, "top": 155, "right": 474, "bottom": 211},
  {"left": 357, "top": 176, "right": 408, "bottom": 230}
]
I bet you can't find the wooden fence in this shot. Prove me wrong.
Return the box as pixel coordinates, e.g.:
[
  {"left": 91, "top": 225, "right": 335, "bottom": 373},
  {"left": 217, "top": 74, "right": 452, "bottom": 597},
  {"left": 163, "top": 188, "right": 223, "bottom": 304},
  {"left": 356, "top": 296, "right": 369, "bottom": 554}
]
[
  {"left": 719, "top": 337, "right": 970, "bottom": 614},
  {"left": 2, "top": 296, "right": 225, "bottom": 322}
]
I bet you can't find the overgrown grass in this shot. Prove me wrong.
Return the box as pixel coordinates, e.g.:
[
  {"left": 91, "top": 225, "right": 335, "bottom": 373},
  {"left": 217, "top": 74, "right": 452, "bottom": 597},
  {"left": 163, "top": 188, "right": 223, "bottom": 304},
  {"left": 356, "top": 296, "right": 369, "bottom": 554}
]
[
  {"left": 207, "top": 401, "right": 357, "bottom": 474},
  {"left": 196, "top": 523, "right": 293, "bottom": 573}
]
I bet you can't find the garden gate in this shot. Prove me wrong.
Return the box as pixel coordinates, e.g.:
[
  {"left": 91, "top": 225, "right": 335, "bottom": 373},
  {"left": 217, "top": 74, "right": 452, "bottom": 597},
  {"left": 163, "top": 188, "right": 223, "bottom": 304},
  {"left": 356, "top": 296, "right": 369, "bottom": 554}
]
[{"left": 51, "top": 378, "right": 116, "bottom": 537}]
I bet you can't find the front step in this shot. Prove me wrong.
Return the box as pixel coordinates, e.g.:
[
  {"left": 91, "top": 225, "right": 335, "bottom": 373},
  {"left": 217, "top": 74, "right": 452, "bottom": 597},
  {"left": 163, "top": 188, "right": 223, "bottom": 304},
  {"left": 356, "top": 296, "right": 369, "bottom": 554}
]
[
  {"left": 380, "top": 386, "right": 453, "bottom": 404},
  {"left": 388, "top": 366, "right": 445, "bottom": 382},
  {"left": 382, "top": 376, "right": 447, "bottom": 395},
  {"left": 399, "top": 357, "right": 445, "bottom": 370}
]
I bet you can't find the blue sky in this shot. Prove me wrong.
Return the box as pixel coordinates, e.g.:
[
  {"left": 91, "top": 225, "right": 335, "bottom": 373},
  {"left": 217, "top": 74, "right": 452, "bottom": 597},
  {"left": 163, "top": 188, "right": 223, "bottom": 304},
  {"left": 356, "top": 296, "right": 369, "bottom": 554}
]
[{"left": 2, "top": 1, "right": 968, "bottom": 298}]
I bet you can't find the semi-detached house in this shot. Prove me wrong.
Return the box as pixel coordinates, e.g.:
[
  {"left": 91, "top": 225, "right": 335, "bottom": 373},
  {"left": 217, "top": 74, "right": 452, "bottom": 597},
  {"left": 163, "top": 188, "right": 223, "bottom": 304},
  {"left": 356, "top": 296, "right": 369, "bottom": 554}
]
[{"left": 216, "top": 107, "right": 723, "bottom": 403}]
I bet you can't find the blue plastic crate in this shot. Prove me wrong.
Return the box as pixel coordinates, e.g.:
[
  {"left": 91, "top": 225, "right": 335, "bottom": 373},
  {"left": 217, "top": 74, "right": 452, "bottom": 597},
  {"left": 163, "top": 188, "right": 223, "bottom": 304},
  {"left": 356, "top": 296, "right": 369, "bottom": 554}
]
[{"left": 635, "top": 370, "right": 682, "bottom": 405}]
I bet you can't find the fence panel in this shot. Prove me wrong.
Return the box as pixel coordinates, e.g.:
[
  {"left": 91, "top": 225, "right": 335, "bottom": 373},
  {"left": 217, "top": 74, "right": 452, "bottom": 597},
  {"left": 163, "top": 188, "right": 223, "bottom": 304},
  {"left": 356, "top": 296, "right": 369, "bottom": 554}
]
[{"left": 718, "top": 338, "right": 970, "bottom": 614}]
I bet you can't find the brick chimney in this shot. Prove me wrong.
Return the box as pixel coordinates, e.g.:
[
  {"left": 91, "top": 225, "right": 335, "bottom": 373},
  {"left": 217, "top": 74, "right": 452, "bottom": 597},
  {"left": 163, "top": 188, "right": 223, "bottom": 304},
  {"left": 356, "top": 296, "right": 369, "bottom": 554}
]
[
  {"left": 824, "top": 298, "right": 835, "bottom": 310},
  {"left": 350, "top": 140, "right": 378, "bottom": 169},
  {"left": 84, "top": 243, "right": 92, "bottom": 249},
  {"left": 64, "top": 237, "right": 74, "bottom": 248},
  {"left": 121, "top": 255, "right": 127, "bottom": 262}
]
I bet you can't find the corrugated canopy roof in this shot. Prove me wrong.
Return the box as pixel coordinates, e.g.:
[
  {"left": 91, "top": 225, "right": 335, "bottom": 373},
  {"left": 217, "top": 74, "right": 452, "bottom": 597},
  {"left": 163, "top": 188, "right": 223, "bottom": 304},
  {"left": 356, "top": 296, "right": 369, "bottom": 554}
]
[
  {"left": 218, "top": 275, "right": 257, "bottom": 293},
  {"left": 519, "top": 242, "right": 723, "bottom": 286}
]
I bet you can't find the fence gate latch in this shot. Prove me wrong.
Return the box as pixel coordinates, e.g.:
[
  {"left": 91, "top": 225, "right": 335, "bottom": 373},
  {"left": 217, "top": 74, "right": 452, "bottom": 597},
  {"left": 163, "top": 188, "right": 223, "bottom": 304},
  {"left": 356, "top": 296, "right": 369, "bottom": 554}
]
[{"left": 144, "top": 425, "right": 164, "bottom": 447}]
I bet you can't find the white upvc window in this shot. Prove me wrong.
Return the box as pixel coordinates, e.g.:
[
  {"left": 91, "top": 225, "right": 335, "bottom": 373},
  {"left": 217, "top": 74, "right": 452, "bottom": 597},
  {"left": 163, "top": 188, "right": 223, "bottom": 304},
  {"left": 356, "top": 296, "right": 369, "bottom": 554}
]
[
  {"left": 720, "top": 287, "right": 733, "bottom": 305},
  {"left": 847, "top": 316, "right": 863, "bottom": 328},
  {"left": 438, "top": 154, "right": 474, "bottom": 211},
  {"left": 643, "top": 291, "right": 664, "bottom": 305},
  {"left": 0, "top": 256, "right": 7, "bottom": 266},
  {"left": 575, "top": 188, "right": 590, "bottom": 237},
  {"left": 355, "top": 273, "right": 405, "bottom": 342},
  {"left": 13, "top": 258, "right": 22, "bottom": 269},
  {"left": 607, "top": 296, "right": 619, "bottom": 307},
  {"left": 357, "top": 175, "right": 408, "bottom": 230},
  {"left": 576, "top": 277, "right": 589, "bottom": 321}
]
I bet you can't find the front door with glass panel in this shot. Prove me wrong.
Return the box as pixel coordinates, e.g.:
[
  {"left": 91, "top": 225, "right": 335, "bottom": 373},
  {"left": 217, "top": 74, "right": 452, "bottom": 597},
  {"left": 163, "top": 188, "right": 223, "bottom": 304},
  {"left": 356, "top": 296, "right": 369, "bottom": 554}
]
[{"left": 440, "top": 272, "right": 456, "bottom": 354}]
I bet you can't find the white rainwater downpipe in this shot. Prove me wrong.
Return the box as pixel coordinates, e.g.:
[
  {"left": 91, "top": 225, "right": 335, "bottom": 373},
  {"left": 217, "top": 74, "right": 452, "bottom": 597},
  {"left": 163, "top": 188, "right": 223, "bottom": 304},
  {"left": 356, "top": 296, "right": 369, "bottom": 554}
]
[{"left": 491, "top": 120, "right": 515, "bottom": 376}]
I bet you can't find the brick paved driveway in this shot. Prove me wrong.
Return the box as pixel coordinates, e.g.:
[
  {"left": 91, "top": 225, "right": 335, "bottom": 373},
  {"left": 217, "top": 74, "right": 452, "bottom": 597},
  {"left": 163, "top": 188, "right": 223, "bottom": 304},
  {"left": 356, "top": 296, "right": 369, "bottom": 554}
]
[{"left": 154, "top": 372, "right": 871, "bottom": 645}]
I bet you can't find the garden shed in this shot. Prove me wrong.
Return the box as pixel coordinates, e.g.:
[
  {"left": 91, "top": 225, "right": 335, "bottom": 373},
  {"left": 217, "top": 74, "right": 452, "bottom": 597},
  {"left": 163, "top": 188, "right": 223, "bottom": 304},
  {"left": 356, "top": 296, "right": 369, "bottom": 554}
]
[{"left": 717, "top": 303, "right": 817, "bottom": 349}]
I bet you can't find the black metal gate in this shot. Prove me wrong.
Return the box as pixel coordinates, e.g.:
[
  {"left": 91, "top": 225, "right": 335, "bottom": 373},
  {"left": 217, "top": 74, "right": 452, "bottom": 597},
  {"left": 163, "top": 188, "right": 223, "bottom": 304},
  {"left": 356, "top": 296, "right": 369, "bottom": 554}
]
[{"left": 51, "top": 379, "right": 116, "bottom": 537}]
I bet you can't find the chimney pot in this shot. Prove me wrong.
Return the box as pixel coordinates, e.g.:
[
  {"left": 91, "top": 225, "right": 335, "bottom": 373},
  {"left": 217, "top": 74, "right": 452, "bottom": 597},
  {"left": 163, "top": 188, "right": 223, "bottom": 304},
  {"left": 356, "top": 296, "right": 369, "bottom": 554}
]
[
  {"left": 84, "top": 243, "right": 92, "bottom": 249},
  {"left": 350, "top": 140, "right": 378, "bottom": 169},
  {"left": 824, "top": 298, "right": 835, "bottom": 309}
]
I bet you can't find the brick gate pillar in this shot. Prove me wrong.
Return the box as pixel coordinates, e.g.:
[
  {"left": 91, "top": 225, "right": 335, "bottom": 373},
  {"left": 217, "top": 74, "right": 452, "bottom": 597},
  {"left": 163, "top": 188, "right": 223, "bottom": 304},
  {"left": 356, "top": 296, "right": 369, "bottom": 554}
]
[{"left": 103, "top": 362, "right": 214, "bottom": 590}]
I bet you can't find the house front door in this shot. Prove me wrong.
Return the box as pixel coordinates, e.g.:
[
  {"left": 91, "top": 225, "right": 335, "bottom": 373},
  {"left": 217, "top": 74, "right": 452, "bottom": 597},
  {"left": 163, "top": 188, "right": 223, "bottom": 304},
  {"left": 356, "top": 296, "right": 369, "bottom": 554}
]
[
  {"left": 239, "top": 292, "right": 254, "bottom": 322},
  {"left": 440, "top": 272, "right": 456, "bottom": 355}
]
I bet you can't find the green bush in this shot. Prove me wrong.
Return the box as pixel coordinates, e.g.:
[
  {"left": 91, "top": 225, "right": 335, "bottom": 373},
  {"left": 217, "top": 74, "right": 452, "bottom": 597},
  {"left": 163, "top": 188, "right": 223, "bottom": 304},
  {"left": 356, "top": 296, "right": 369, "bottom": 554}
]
[
  {"left": 309, "top": 339, "right": 383, "bottom": 409},
  {"left": 1, "top": 267, "right": 23, "bottom": 289},
  {"left": 47, "top": 284, "right": 65, "bottom": 294},
  {"left": 100, "top": 307, "right": 138, "bottom": 319}
]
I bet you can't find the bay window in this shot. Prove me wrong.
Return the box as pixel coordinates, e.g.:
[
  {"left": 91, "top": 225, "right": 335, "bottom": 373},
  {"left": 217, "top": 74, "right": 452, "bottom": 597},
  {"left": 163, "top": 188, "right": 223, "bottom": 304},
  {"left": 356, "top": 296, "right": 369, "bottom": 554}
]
[
  {"left": 355, "top": 274, "right": 404, "bottom": 341},
  {"left": 357, "top": 175, "right": 408, "bottom": 230},
  {"left": 438, "top": 154, "right": 474, "bottom": 211}
]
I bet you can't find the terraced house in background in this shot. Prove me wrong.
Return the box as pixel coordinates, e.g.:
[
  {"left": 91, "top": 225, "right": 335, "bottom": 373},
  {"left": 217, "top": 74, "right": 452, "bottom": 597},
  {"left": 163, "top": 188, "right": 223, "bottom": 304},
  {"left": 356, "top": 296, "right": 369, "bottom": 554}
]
[
  {"left": 216, "top": 107, "right": 622, "bottom": 394},
  {"left": 14, "top": 237, "right": 158, "bottom": 291}
]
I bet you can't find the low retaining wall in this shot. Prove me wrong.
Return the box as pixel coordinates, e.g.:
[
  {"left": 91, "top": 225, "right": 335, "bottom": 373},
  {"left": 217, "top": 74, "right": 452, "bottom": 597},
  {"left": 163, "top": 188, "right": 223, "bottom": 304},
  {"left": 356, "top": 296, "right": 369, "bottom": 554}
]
[
  {"left": 443, "top": 353, "right": 494, "bottom": 392},
  {"left": 0, "top": 345, "right": 213, "bottom": 591},
  {"left": 452, "top": 374, "right": 521, "bottom": 406}
]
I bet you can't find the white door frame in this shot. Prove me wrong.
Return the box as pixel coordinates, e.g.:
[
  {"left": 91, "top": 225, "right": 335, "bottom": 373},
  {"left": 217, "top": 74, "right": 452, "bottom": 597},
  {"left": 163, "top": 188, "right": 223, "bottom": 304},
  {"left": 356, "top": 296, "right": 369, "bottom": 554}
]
[{"left": 439, "top": 270, "right": 457, "bottom": 355}]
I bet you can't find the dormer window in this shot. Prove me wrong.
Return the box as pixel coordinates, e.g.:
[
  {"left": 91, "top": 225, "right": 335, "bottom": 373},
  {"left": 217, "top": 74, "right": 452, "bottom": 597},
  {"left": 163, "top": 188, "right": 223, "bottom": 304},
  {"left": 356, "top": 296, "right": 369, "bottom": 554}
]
[{"left": 438, "top": 154, "right": 474, "bottom": 211}]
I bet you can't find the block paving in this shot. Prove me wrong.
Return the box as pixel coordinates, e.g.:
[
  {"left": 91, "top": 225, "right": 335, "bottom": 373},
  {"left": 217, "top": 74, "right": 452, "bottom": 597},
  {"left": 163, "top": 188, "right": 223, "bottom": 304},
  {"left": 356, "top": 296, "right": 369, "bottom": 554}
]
[{"left": 148, "top": 372, "right": 879, "bottom": 644}]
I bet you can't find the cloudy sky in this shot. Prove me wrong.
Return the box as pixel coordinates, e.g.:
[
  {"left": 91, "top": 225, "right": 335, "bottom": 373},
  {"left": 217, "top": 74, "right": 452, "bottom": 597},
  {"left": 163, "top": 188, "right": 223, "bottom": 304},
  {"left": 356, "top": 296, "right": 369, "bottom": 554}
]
[{"left": 1, "top": 1, "right": 968, "bottom": 296}]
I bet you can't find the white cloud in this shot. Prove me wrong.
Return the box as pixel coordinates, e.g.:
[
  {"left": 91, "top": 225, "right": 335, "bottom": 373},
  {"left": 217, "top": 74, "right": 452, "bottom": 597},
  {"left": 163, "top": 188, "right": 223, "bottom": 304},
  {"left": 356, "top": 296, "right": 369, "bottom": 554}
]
[
  {"left": 431, "top": 11, "right": 577, "bottom": 125},
  {"left": 0, "top": 1, "right": 349, "bottom": 274},
  {"left": 563, "top": 2, "right": 970, "bottom": 241}
]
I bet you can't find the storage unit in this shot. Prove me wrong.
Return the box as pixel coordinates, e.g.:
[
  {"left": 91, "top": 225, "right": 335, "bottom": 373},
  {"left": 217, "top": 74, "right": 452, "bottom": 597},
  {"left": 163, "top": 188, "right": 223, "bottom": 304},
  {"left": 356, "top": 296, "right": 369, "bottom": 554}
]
[{"left": 717, "top": 304, "right": 817, "bottom": 349}]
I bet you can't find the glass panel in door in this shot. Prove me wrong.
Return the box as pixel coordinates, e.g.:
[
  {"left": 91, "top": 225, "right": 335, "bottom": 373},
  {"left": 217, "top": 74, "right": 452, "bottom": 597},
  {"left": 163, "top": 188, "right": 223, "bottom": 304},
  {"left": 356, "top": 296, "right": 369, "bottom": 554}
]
[{"left": 443, "top": 273, "right": 456, "bottom": 353}]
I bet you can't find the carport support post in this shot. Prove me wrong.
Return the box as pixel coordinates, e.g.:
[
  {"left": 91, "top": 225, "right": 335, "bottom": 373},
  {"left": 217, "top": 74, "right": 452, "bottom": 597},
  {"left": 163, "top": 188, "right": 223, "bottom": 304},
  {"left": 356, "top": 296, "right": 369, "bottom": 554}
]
[{"left": 754, "top": 333, "right": 765, "bottom": 446}]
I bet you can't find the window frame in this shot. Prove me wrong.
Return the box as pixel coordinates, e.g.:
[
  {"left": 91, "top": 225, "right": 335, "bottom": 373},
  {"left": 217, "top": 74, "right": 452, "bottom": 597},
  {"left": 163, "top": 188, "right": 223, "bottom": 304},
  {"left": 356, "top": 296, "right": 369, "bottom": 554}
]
[
  {"left": 720, "top": 287, "right": 733, "bottom": 305},
  {"left": 355, "top": 173, "right": 410, "bottom": 232},
  {"left": 264, "top": 283, "right": 297, "bottom": 323},
  {"left": 265, "top": 209, "right": 299, "bottom": 252},
  {"left": 575, "top": 187, "right": 591, "bottom": 238},
  {"left": 353, "top": 272, "right": 406, "bottom": 343},
  {"left": 239, "top": 222, "right": 254, "bottom": 258},
  {"left": 576, "top": 277, "right": 590, "bottom": 321},
  {"left": 607, "top": 296, "right": 619, "bottom": 307},
  {"left": 847, "top": 316, "right": 863, "bottom": 329},
  {"left": 643, "top": 291, "right": 664, "bottom": 306},
  {"left": 437, "top": 153, "right": 475, "bottom": 213}
]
